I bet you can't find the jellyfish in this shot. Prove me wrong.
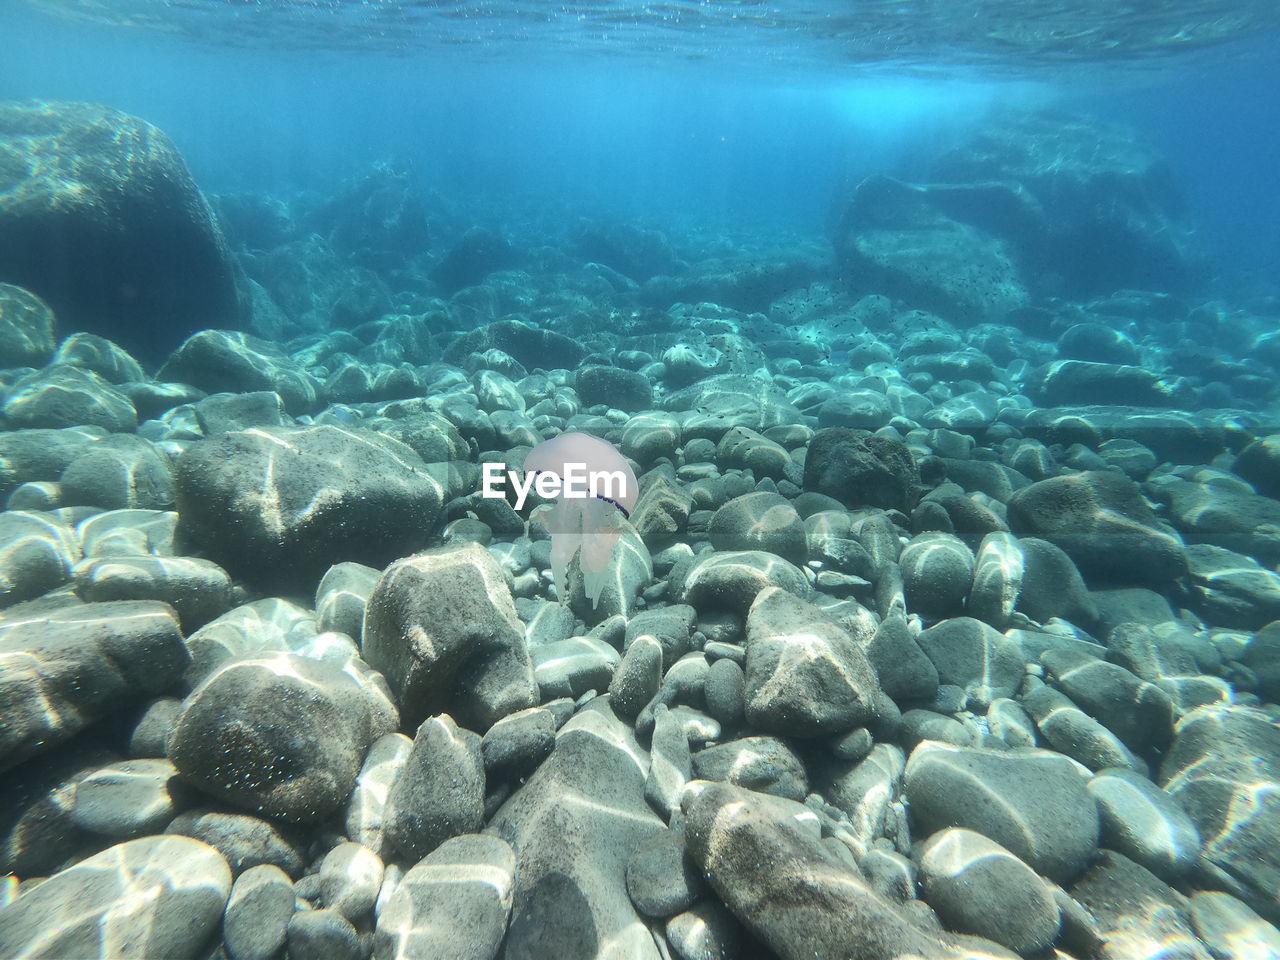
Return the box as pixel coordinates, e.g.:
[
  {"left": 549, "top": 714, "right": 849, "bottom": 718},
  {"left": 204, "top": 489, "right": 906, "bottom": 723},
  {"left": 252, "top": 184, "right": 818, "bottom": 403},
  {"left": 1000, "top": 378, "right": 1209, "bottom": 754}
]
[{"left": 523, "top": 432, "right": 637, "bottom": 608}]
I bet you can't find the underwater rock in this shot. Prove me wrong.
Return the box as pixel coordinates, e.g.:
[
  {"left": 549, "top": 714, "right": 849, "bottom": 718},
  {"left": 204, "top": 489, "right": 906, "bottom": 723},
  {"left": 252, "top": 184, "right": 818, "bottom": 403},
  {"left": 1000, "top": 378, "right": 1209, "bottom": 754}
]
[
  {"left": 709, "top": 492, "right": 808, "bottom": 565},
  {"left": 1042, "top": 649, "right": 1176, "bottom": 757},
  {"left": 1038, "top": 360, "right": 1184, "bottom": 407},
  {"left": 673, "top": 549, "right": 810, "bottom": 614},
  {"left": 443, "top": 318, "right": 585, "bottom": 371},
  {"left": 919, "top": 827, "right": 1061, "bottom": 955},
  {"left": 1069, "top": 850, "right": 1210, "bottom": 960},
  {"left": 158, "top": 329, "right": 321, "bottom": 415},
  {"left": 932, "top": 112, "right": 1202, "bottom": 298},
  {"left": 1159, "top": 704, "right": 1280, "bottom": 918},
  {"left": 0, "top": 100, "right": 246, "bottom": 358},
  {"left": 1087, "top": 767, "right": 1202, "bottom": 882},
  {"left": 362, "top": 543, "right": 538, "bottom": 732},
  {"left": 73, "top": 554, "right": 233, "bottom": 633},
  {"left": 663, "top": 373, "right": 803, "bottom": 438},
  {"left": 174, "top": 424, "right": 442, "bottom": 594},
  {"left": 432, "top": 226, "right": 518, "bottom": 293},
  {"left": 0, "top": 600, "right": 186, "bottom": 773},
  {"left": 53, "top": 332, "right": 147, "bottom": 385},
  {"left": 904, "top": 740, "right": 1100, "bottom": 884},
  {"left": 0, "top": 425, "right": 106, "bottom": 495},
  {"left": 743, "top": 586, "right": 884, "bottom": 737},
  {"left": 60, "top": 433, "right": 175, "bottom": 510},
  {"left": 384, "top": 714, "right": 485, "bottom": 862},
  {"left": 0, "top": 834, "right": 231, "bottom": 960},
  {"left": 0, "top": 282, "right": 56, "bottom": 367},
  {"left": 915, "top": 617, "right": 1024, "bottom": 710},
  {"left": 684, "top": 780, "right": 955, "bottom": 960},
  {"left": 575, "top": 364, "right": 653, "bottom": 411},
  {"left": 834, "top": 175, "right": 1030, "bottom": 325},
  {"left": 70, "top": 757, "right": 188, "bottom": 839},
  {"left": 691, "top": 736, "right": 808, "bottom": 801},
  {"left": 2, "top": 363, "right": 137, "bottom": 432},
  {"left": 223, "top": 864, "right": 296, "bottom": 960},
  {"left": 0, "top": 509, "right": 80, "bottom": 608},
  {"left": 1007, "top": 470, "right": 1188, "bottom": 585},
  {"left": 1233, "top": 434, "right": 1280, "bottom": 499},
  {"left": 374, "top": 833, "right": 515, "bottom": 960},
  {"left": 803, "top": 427, "right": 919, "bottom": 512},
  {"left": 489, "top": 697, "right": 666, "bottom": 960},
  {"left": 169, "top": 651, "right": 390, "bottom": 822}
]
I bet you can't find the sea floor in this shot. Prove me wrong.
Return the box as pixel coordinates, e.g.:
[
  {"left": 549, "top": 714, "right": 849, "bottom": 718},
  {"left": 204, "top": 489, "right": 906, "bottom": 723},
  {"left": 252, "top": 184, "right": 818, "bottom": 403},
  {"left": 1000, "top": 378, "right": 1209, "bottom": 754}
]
[{"left": 1, "top": 100, "right": 1280, "bottom": 960}]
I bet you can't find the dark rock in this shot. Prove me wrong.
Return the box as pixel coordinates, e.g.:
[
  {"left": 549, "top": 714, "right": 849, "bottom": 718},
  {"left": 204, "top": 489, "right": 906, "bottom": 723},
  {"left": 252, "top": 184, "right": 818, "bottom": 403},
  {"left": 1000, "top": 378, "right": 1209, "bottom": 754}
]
[
  {"left": 3, "top": 364, "right": 136, "bottom": 431},
  {"left": 1087, "top": 767, "right": 1200, "bottom": 881},
  {"left": 915, "top": 617, "right": 1024, "bottom": 710},
  {"left": 1159, "top": 704, "right": 1280, "bottom": 917},
  {"left": 576, "top": 365, "right": 653, "bottom": 412},
  {"left": 53, "top": 332, "right": 146, "bottom": 384},
  {"left": 1069, "top": 850, "right": 1209, "bottom": 960},
  {"left": 1043, "top": 648, "right": 1175, "bottom": 757},
  {"left": 0, "top": 282, "right": 56, "bottom": 367},
  {"left": 175, "top": 424, "right": 442, "bottom": 594},
  {"left": 362, "top": 543, "right": 538, "bottom": 732},
  {"left": 660, "top": 374, "right": 802, "bottom": 437},
  {"left": 489, "top": 698, "right": 666, "bottom": 960},
  {"left": 374, "top": 834, "right": 515, "bottom": 960},
  {"left": 803, "top": 428, "right": 918, "bottom": 512},
  {"left": 385, "top": 714, "right": 485, "bottom": 862},
  {"left": 1234, "top": 434, "right": 1280, "bottom": 499},
  {"left": 169, "top": 652, "right": 390, "bottom": 822},
  {"left": 625, "top": 827, "right": 702, "bottom": 918},
  {"left": 692, "top": 736, "right": 807, "bottom": 801},
  {"left": 684, "top": 781, "right": 955, "bottom": 959},
  {"left": 72, "top": 554, "right": 232, "bottom": 632},
  {"left": 673, "top": 549, "right": 810, "bottom": 614},
  {"left": 864, "top": 614, "right": 940, "bottom": 702},
  {"left": 743, "top": 587, "right": 883, "bottom": 737},
  {"left": 0, "top": 101, "right": 246, "bottom": 358},
  {"left": 71, "top": 757, "right": 189, "bottom": 838},
  {"left": 192, "top": 390, "right": 287, "bottom": 436},
  {"left": 900, "top": 533, "right": 974, "bottom": 620},
  {"left": 223, "top": 864, "right": 295, "bottom": 960},
  {"left": 0, "top": 509, "right": 80, "bottom": 608},
  {"left": 709, "top": 492, "right": 808, "bottom": 565},
  {"left": 919, "top": 827, "right": 1061, "bottom": 954},
  {"left": 0, "top": 835, "right": 231, "bottom": 960},
  {"left": 1039, "top": 360, "right": 1183, "bottom": 407},
  {"left": 481, "top": 706, "right": 556, "bottom": 783},
  {"left": 432, "top": 226, "right": 517, "bottom": 293},
  {"left": 932, "top": 112, "right": 1201, "bottom": 299},
  {"left": 904, "top": 740, "right": 1100, "bottom": 884},
  {"left": 0, "top": 600, "right": 186, "bottom": 772},
  {"left": 158, "top": 330, "right": 319, "bottom": 414},
  {"left": 0, "top": 425, "right": 105, "bottom": 495},
  {"left": 442, "top": 319, "right": 585, "bottom": 371},
  {"left": 1008, "top": 470, "right": 1187, "bottom": 585},
  {"left": 60, "top": 434, "right": 174, "bottom": 510},
  {"left": 834, "top": 176, "right": 1029, "bottom": 324},
  {"left": 286, "top": 908, "right": 361, "bottom": 960}
]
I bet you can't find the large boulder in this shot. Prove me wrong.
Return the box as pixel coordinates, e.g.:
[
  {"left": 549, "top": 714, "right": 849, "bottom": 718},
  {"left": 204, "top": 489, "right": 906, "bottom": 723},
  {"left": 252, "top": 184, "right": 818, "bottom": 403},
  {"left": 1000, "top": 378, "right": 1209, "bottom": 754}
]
[
  {"left": 803, "top": 428, "right": 919, "bottom": 512},
  {"left": 0, "top": 600, "right": 187, "bottom": 773},
  {"left": 0, "top": 101, "right": 245, "bottom": 358},
  {"left": 931, "top": 112, "right": 1202, "bottom": 299},
  {"left": 0, "top": 835, "right": 231, "bottom": 960},
  {"left": 1008, "top": 470, "right": 1187, "bottom": 585},
  {"left": 169, "top": 651, "right": 392, "bottom": 823},
  {"left": 361, "top": 543, "right": 538, "bottom": 732},
  {"left": 834, "top": 176, "right": 1030, "bottom": 325},
  {"left": 174, "top": 424, "right": 443, "bottom": 594}
]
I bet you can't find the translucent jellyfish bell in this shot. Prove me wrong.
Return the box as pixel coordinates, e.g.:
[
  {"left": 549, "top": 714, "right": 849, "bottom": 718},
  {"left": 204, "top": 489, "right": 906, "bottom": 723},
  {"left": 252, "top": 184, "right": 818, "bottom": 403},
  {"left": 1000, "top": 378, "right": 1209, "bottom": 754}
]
[{"left": 524, "top": 432, "right": 637, "bottom": 608}]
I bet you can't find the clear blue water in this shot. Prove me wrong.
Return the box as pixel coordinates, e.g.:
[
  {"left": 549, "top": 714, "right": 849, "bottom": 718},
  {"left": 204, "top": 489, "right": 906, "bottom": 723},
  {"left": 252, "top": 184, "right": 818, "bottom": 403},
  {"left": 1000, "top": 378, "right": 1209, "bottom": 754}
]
[{"left": 4, "top": 0, "right": 1278, "bottom": 287}]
